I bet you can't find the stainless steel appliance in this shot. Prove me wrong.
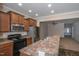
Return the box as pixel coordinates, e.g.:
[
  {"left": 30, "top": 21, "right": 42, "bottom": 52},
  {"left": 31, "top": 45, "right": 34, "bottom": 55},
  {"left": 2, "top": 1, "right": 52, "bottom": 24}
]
[
  {"left": 11, "top": 24, "right": 24, "bottom": 32},
  {"left": 28, "top": 26, "right": 39, "bottom": 42}
]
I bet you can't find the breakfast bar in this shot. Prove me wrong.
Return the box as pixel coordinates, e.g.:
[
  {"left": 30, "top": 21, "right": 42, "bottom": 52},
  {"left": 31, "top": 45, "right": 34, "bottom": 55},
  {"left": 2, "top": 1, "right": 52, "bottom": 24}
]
[{"left": 19, "top": 36, "right": 60, "bottom": 56}]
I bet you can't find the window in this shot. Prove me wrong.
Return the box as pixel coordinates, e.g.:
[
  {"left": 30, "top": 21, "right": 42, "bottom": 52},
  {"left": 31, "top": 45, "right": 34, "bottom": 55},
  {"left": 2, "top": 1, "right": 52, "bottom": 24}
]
[
  {"left": 64, "top": 23, "right": 72, "bottom": 36},
  {"left": 67, "top": 28, "right": 70, "bottom": 33}
]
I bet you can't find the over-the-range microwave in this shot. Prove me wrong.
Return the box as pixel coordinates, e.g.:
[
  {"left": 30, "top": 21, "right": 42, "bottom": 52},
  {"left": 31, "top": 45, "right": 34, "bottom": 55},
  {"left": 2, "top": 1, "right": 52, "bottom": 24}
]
[{"left": 11, "top": 24, "right": 24, "bottom": 32}]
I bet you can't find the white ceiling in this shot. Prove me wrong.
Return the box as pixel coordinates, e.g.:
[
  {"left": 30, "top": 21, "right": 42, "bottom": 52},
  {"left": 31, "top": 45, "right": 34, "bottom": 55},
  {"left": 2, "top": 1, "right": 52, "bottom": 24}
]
[{"left": 4, "top": 3, "right": 79, "bottom": 17}]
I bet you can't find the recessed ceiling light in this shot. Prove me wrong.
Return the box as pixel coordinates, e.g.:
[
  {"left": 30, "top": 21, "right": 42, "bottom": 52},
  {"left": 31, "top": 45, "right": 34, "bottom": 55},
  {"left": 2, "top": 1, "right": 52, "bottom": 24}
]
[
  {"left": 28, "top": 10, "right": 32, "bottom": 13},
  {"left": 18, "top": 3, "right": 22, "bottom": 6},
  {"left": 51, "top": 10, "right": 54, "bottom": 13},
  {"left": 48, "top": 4, "right": 52, "bottom": 8},
  {"left": 35, "top": 13, "right": 38, "bottom": 16}
]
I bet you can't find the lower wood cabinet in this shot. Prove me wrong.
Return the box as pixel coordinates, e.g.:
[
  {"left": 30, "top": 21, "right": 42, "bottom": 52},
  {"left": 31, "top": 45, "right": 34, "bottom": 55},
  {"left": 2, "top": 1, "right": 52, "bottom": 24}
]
[
  {"left": 25, "top": 37, "right": 32, "bottom": 46},
  {"left": 0, "top": 42, "right": 13, "bottom": 56}
]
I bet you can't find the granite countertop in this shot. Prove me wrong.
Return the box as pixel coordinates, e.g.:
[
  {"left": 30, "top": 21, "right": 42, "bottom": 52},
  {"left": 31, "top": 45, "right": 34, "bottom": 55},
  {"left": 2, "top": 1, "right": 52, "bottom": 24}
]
[
  {"left": 0, "top": 35, "right": 31, "bottom": 45},
  {"left": 0, "top": 35, "right": 12, "bottom": 45},
  {"left": 20, "top": 36, "right": 60, "bottom": 56}
]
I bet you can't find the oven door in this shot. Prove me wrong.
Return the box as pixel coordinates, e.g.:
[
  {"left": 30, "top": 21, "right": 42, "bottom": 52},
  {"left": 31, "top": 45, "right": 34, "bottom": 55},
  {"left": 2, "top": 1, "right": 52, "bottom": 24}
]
[
  {"left": 13, "top": 39, "right": 26, "bottom": 55},
  {"left": 14, "top": 40, "right": 26, "bottom": 50}
]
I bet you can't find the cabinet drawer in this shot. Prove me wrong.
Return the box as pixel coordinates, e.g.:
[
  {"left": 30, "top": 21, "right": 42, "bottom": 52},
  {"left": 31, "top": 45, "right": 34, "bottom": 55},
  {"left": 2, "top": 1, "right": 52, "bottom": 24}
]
[{"left": 0, "top": 42, "right": 13, "bottom": 56}]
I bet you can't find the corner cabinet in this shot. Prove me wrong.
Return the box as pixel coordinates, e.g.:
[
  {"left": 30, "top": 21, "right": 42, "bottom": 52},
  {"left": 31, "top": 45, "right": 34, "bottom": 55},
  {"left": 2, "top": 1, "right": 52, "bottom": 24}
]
[{"left": 0, "top": 11, "right": 10, "bottom": 32}]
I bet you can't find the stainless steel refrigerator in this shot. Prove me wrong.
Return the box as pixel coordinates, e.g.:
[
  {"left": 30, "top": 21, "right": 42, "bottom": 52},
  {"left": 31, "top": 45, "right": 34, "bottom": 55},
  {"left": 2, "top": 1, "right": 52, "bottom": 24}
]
[{"left": 28, "top": 26, "right": 39, "bottom": 43}]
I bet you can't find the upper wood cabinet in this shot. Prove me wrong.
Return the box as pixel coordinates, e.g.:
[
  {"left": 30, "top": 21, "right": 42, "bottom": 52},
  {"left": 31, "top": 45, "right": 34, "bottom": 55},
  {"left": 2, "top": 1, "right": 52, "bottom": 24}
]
[
  {"left": 26, "top": 18, "right": 37, "bottom": 27},
  {"left": 23, "top": 19, "right": 29, "bottom": 31},
  {"left": 10, "top": 12, "right": 19, "bottom": 24},
  {"left": 8, "top": 11, "right": 24, "bottom": 24},
  {"left": 0, "top": 11, "right": 10, "bottom": 32},
  {"left": 18, "top": 15, "right": 24, "bottom": 25}
]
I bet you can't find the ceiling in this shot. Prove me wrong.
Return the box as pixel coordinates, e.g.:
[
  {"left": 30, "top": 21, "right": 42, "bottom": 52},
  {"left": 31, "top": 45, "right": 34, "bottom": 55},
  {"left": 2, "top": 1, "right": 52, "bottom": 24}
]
[{"left": 4, "top": 3, "right": 79, "bottom": 17}]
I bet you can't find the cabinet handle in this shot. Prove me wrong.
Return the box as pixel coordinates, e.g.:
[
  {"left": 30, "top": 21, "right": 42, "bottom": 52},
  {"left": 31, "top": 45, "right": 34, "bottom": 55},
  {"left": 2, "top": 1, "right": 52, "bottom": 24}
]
[{"left": 0, "top": 53, "right": 5, "bottom": 56}]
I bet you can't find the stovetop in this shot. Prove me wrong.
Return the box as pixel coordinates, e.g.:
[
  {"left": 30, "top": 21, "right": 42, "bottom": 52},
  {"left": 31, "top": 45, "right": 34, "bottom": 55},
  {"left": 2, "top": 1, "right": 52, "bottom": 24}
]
[{"left": 8, "top": 34, "right": 26, "bottom": 43}]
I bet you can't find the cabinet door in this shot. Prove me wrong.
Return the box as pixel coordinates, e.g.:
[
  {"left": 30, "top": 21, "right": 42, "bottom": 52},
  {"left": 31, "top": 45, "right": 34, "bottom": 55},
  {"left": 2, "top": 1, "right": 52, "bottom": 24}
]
[
  {"left": 27, "top": 18, "right": 37, "bottom": 27},
  {"left": 24, "top": 20, "right": 29, "bottom": 31},
  {"left": 26, "top": 37, "right": 32, "bottom": 46},
  {"left": 33, "top": 20, "right": 37, "bottom": 27},
  {"left": 0, "top": 47, "right": 13, "bottom": 56},
  {"left": 0, "top": 12, "right": 10, "bottom": 32},
  {"left": 0, "top": 42, "right": 13, "bottom": 56},
  {"left": 29, "top": 19, "right": 34, "bottom": 26},
  {"left": 18, "top": 15, "right": 24, "bottom": 25},
  {"left": 11, "top": 12, "right": 19, "bottom": 24}
]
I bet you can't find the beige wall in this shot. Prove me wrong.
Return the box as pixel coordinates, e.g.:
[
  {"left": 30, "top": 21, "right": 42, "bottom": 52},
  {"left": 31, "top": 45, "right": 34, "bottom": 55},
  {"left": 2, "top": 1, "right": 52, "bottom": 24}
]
[
  {"left": 40, "top": 22, "right": 64, "bottom": 40},
  {"left": 48, "top": 23, "right": 64, "bottom": 37},
  {"left": 40, "top": 22, "right": 48, "bottom": 40},
  {"left": 73, "top": 21, "right": 79, "bottom": 42}
]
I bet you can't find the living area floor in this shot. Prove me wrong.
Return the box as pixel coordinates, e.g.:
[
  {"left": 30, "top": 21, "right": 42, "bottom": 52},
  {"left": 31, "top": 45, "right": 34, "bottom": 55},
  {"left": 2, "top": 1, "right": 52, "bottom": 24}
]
[{"left": 59, "top": 37, "right": 79, "bottom": 56}]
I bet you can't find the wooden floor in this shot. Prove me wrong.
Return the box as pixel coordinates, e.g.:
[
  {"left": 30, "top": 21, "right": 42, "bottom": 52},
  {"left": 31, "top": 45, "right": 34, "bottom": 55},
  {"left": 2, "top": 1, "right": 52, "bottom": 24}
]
[{"left": 59, "top": 38, "right": 79, "bottom": 56}]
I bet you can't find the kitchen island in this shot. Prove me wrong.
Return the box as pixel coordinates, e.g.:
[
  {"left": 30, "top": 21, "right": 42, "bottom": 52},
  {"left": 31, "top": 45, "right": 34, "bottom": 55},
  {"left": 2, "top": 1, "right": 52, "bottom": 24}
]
[{"left": 20, "top": 36, "right": 60, "bottom": 56}]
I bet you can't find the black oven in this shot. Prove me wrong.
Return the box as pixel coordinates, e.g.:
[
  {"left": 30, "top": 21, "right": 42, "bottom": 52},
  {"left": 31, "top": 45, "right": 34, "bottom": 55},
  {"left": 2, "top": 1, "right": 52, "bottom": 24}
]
[{"left": 8, "top": 34, "right": 27, "bottom": 56}]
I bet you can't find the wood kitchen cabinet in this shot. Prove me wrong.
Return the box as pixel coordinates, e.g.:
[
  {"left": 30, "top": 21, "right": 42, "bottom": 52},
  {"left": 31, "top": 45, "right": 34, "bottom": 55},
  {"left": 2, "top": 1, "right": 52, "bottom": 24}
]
[
  {"left": 26, "top": 18, "right": 37, "bottom": 27},
  {"left": 0, "top": 42, "right": 13, "bottom": 56},
  {"left": 9, "top": 11, "right": 18, "bottom": 24},
  {"left": 18, "top": 15, "right": 25, "bottom": 25},
  {"left": 25, "top": 37, "right": 32, "bottom": 46},
  {"left": 0, "top": 11, "right": 10, "bottom": 32},
  {"left": 24, "top": 19, "right": 29, "bottom": 31},
  {"left": 8, "top": 11, "right": 24, "bottom": 24}
]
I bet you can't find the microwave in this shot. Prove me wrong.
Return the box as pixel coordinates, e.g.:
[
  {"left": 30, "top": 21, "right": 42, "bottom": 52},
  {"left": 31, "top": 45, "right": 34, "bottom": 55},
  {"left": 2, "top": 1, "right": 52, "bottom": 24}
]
[{"left": 11, "top": 24, "right": 24, "bottom": 32}]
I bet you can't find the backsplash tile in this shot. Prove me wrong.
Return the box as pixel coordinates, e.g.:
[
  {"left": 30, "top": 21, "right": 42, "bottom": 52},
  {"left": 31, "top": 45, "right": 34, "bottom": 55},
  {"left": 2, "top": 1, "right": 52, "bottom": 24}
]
[{"left": 2, "top": 32, "right": 27, "bottom": 38}]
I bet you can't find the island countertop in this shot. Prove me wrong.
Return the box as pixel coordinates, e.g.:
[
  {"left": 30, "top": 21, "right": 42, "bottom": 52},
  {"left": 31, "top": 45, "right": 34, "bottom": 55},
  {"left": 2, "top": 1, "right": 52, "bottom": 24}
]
[{"left": 19, "top": 36, "right": 60, "bottom": 56}]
